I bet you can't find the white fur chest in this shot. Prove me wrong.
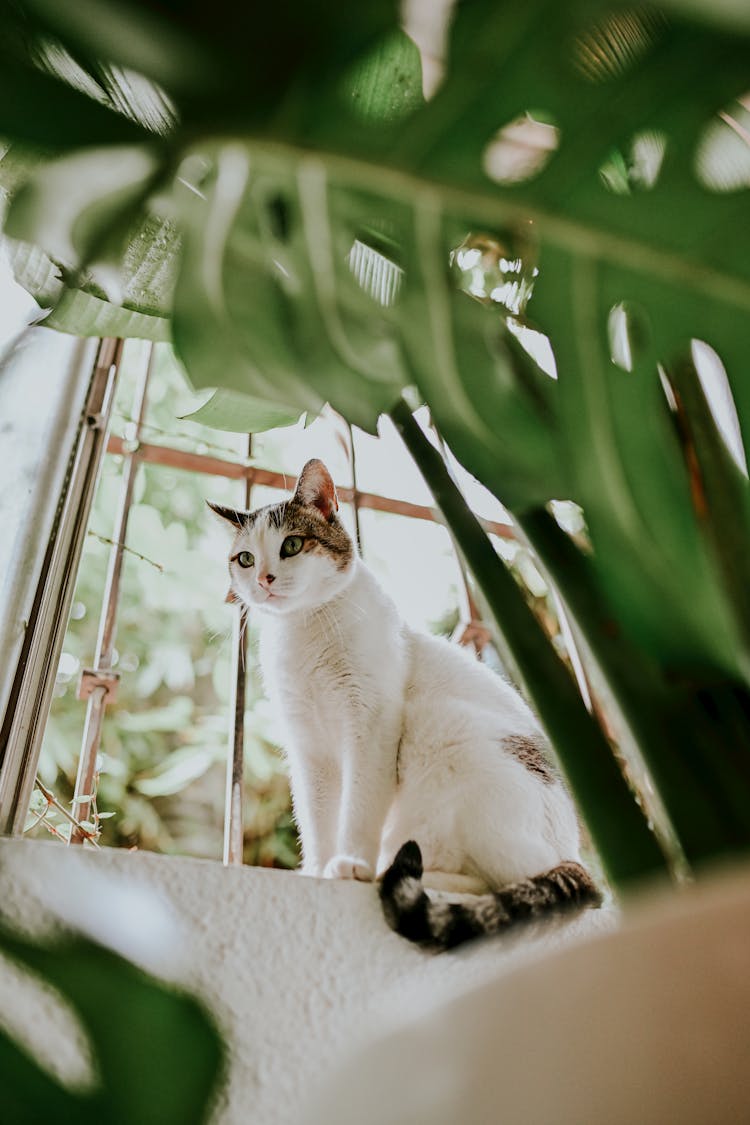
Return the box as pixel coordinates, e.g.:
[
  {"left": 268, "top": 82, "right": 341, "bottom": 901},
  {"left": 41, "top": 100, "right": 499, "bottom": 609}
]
[{"left": 257, "top": 561, "right": 408, "bottom": 760}]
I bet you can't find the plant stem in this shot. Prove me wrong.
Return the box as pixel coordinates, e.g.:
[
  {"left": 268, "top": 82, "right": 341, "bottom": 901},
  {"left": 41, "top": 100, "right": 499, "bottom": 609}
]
[
  {"left": 519, "top": 506, "right": 750, "bottom": 868},
  {"left": 35, "top": 778, "right": 101, "bottom": 848},
  {"left": 390, "top": 399, "right": 669, "bottom": 887}
]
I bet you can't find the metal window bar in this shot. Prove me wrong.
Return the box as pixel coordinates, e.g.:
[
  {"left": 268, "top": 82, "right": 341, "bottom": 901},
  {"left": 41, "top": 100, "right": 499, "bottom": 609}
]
[
  {"left": 224, "top": 434, "right": 252, "bottom": 866},
  {"left": 0, "top": 337, "right": 123, "bottom": 836},
  {"left": 426, "top": 416, "right": 594, "bottom": 705},
  {"left": 103, "top": 433, "right": 516, "bottom": 541},
  {"left": 427, "top": 418, "right": 494, "bottom": 657},
  {"left": 345, "top": 420, "right": 362, "bottom": 554},
  {"left": 70, "top": 343, "right": 155, "bottom": 844}
]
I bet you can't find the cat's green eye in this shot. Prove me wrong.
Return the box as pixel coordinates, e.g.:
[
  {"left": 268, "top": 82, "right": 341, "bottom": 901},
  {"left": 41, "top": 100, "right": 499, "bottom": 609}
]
[
  {"left": 236, "top": 550, "right": 254, "bottom": 568},
  {"left": 280, "top": 535, "right": 304, "bottom": 558}
]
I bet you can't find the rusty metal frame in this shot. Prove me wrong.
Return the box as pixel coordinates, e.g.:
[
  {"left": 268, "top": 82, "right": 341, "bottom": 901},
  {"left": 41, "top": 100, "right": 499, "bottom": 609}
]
[{"left": 105, "top": 434, "right": 516, "bottom": 541}]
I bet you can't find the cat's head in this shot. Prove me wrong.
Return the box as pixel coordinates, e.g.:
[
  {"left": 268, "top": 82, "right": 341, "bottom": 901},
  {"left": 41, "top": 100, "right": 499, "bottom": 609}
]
[{"left": 208, "top": 459, "right": 355, "bottom": 616}]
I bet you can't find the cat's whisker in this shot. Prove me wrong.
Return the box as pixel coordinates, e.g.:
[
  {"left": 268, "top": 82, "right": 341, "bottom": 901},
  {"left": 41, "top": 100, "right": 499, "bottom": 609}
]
[
  {"left": 323, "top": 602, "right": 345, "bottom": 651},
  {"left": 320, "top": 605, "right": 338, "bottom": 651},
  {"left": 330, "top": 610, "right": 344, "bottom": 650},
  {"left": 207, "top": 623, "right": 235, "bottom": 663},
  {"left": 332, "top": 610, "right": 345, "bottom": 649}
]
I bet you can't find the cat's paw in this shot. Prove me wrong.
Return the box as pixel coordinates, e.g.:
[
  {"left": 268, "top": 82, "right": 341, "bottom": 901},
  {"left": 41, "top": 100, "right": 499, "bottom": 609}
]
[{"left": 323, "top": 855, "right": 374, "bottom": 881}]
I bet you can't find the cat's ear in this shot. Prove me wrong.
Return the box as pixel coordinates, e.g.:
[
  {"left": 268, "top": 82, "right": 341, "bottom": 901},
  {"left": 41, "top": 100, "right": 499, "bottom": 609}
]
[
  {"left": 293, "top": 459, "right": 339, "bottom": 520},
  {"left": 206, "top": 500, "right": 246, "bottom": 529}
]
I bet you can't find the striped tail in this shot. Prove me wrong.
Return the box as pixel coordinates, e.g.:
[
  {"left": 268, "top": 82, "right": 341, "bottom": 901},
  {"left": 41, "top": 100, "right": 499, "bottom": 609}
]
[{"left": 379, "top": 840, "right": 602, "bottom": 951}]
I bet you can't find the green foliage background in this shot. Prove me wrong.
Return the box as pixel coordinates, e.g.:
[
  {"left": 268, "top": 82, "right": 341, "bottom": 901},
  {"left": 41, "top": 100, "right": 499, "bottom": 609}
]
[{"left": 33, "top": 344, "right": 299, "bottom": 865}]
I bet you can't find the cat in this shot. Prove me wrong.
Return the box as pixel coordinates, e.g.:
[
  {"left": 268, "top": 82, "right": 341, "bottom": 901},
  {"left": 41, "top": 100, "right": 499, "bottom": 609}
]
[{"left": 209, "top": 458, "right": 601, "bottom": 950}]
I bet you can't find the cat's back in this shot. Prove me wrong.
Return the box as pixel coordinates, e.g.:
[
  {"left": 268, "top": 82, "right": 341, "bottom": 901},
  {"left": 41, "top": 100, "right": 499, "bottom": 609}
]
[{"left": 405, "top": 628, "right": 535, "bottom": 728}]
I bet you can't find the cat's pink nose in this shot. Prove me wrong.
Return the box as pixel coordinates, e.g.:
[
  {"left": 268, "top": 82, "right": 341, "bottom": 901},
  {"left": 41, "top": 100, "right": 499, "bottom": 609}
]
[{"left": 259, "top": 573, "right": 276, "bottom": 588}]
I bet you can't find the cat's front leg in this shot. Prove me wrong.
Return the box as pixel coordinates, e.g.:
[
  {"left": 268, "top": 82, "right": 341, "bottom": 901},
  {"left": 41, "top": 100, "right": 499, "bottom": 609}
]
[
  {"left": 288, "top": 754, "right": 341, "bottom": 877},
  {"left": 324, "top": 729, "right": 398, "bottom": 882}
]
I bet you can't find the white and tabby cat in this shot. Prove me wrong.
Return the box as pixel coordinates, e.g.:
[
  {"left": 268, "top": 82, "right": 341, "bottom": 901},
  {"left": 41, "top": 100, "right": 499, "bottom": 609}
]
[{"left": 210, "top": 459, "right": 600, "bottom": 949}]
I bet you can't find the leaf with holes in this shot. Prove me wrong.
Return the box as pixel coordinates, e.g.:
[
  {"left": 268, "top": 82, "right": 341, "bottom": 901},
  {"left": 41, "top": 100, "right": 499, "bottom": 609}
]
[
  {"left": 5, "top": 0, "right": 750, "bottom": 871},
  {"left": 171, "top": 141, "right": 410, "bottom": 432},
  {"left": 528, "top": 245, "right": 746, "bottom": 674},
  {"left": 6, "top": 0, "right": 748, "bottom": 511},
  {"left": 384, "top": 0, "right": 750, "bottom": 672},
  {"left": 1, "top": 147, "right": 177, "bottom": 338}
]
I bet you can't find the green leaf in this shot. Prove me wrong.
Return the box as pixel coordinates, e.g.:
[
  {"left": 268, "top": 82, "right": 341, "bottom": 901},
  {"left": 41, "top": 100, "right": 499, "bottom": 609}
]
[
  {"left": 0, "top": 921, "right": 224, "bottom": 1125},
  {"left": 119, "top": 695, "right": 193, "bottom": 733},
  {"left": 342, "top": 28, "right": 424, "bottom": 124},
  {"left": 5, "top": 145, "right": 161, "bottom": 267},
  {"left": 17, "top": 0, "right": 405, "bottom": 123},
  {"left": 665, "top": 355, "right": 750, "bottom": 664},
  {"left": 0, "top": 7, "right": 423, "bottom": 421},
  {"left": 14, "top": 0, "right": 221, "bottom": 101},
  {"left": 399, "top": 210, "right": 566, "bottom": 508},
  {"left": 179, "top": 389, "right": 304, "bottom": 434},
  {"left": 171, "top": 144, "right": 321, "bottom": 414},
  {"left": 41, "top": 286, "right": 171, "bottom": 339},
  {"left": 654, "top": 0, "right": 750, "bottom": 36},
  {"left": 1, "top": 141, "right": 180, "bottom": 336},
  {"left": 391, "top": 400, "right": 668, "bottom": 887},
  {"left": 0, "top": 52, "right": 150, "bottom": 148},
  {"left": 519, "top": 507, "right": 750, "bottom": 865},
  {"left": 0, "top": 1026, "right": 80, "bottom": 1124},
  {"left": 171, "top": 143, "right": 407, "bottom": 431},
  {"left": 528, "top": 247, "right": 743, "bottom": 672}
]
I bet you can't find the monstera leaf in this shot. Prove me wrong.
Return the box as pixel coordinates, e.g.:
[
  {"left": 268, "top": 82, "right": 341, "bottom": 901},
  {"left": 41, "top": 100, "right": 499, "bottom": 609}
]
[
  {"left": 0, "top": 919, "right": 223, "bottom": 1125},
  {"left": 2, "top": 0, "right": 748, "bottom": 486},
  {"left": 0, "top": 3, "right": 423, "bottom": 430},
  {"left": 4, "top": 0, "right": 750, "bottom": 872}
]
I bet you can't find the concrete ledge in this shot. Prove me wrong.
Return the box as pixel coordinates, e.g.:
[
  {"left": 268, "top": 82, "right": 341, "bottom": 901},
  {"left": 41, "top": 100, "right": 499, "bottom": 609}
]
[
  {"left": 306, "top": 860, "right": 750, "bottom": 1125},
  {"left": 0, "top": 839, "right": 617, "bottom": 1124}
]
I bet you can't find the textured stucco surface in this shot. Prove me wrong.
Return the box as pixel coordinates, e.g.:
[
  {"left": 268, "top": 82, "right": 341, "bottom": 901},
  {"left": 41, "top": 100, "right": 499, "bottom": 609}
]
[
  {"left": 0, "top": 838, "right": 616, "bottom": 1124},
  {"left": 306, "top": 862, "right": 750, "bottom": 1125}
]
